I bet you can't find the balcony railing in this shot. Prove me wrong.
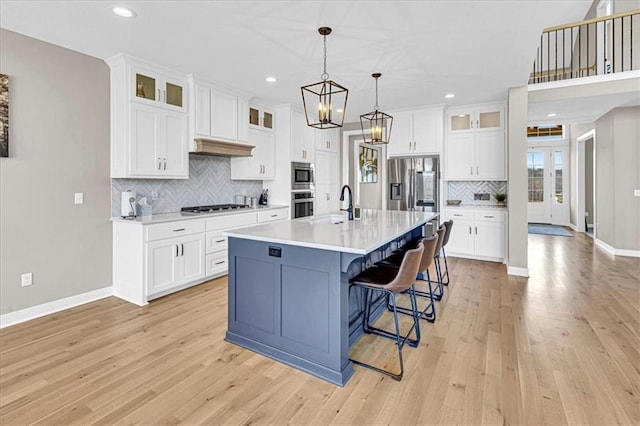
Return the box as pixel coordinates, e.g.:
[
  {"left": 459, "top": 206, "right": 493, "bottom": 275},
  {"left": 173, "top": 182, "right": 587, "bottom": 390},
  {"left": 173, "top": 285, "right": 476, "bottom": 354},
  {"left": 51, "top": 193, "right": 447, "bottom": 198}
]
[{"left": 529, "top": 9, "right": 639, "bottom": 84}]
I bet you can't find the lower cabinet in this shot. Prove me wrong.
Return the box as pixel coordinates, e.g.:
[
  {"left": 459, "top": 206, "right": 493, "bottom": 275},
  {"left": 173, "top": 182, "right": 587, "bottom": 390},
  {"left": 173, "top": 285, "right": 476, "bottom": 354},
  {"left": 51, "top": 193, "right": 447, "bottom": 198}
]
[
  {"left": 113, "top": 207, "right": 289, "bottom": 306},
  {"left": 147, "top": 233, "right": 205, "bottom": 296},
  {"left": 443, "top": 209, "right": 505, "bottom": 262}
]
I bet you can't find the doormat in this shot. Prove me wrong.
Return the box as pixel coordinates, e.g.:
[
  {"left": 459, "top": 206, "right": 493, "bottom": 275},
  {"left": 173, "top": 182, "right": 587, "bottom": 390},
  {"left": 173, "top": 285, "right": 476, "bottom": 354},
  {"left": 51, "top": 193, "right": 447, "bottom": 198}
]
[{"left": 528, "top": 224, "right": 573, "bottom": 237}]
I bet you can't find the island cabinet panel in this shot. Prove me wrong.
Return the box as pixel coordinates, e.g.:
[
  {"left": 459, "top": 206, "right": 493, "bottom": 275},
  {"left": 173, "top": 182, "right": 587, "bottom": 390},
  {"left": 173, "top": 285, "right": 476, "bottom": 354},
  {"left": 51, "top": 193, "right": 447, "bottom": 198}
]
[{"left": 226, "top": 238, "right": 348, "bottom": 385}]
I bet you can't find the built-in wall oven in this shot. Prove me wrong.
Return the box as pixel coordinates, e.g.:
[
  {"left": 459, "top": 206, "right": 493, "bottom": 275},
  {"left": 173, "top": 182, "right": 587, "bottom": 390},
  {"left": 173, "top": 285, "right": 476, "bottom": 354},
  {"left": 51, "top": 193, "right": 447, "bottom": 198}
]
[
  {"left": 292, "top": 191, "right": 314, "bottom": 219},
  {"left": 291, "top": 162, "right": 314, "bottom": 190}
]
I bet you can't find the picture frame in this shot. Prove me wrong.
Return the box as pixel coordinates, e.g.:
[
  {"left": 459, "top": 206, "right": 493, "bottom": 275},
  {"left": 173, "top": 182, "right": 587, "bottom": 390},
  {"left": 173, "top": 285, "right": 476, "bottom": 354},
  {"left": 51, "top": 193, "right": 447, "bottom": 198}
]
[{"left": 0, "top": 74, "right": 8, "bottom": 158}]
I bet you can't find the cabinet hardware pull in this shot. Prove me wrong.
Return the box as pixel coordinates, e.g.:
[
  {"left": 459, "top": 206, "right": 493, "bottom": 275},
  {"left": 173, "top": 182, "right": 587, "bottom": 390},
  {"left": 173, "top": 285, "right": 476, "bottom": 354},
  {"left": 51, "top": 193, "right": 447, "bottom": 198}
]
[
  {"left": 173, "top": 228, "right": 185, "bottom": 232},
  {"left": 175, "top": 245, "right": 179, "bottom": 257},
  {"left": 454, "top": 214, "right": 463, "bottom": 217},
  {"left": 215, "top": 239, "right": 225, "bottom": 243},
  {"left": 476, "top": 119, "right": 479, "bottom": 128},
  {"left": 164, "top": 159, "right": 167, "bottom": 170},
  {"left": 470, "top": 166, "right": 473, "bottom": 175},
  {"left": 157, "top": 89, "right": 161, "bottom": 101},
  {"left": 214, "top": 260, "right": 226, "bottom": 265},
  {"left": 158, "top": 158, "right": 161, "bottom": 170},
  {"left": 469, "top": 226, "right": 472, "bottom": 234},
  {"left": 270, "top": 214, "right": 278, "bottom": 217},
  {"left": 413, "top": 142, "right": 416, "bottom": 150},
  {"left": 475, "top": 226, "right": 478, "bottom": 235},
  {"left": 326, "top": 193, "right": 330, "bottom": 200},
  {"left": 485, "top": 215, "right": 494, "bottom": 218},
  {"left": 409, "top": 142, "right": 411, "bottom": 150},
  {"left": 181, "top": 243, "right": 184, "bottom": 256},
  {"left": 476, "top": 166, "right": 479, "bottom": 174}
]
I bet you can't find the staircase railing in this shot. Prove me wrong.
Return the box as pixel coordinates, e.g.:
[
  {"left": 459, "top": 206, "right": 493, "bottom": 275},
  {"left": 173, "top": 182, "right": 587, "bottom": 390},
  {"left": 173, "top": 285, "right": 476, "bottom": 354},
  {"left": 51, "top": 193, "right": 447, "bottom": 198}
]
[{"left": 529, "top": 9, "right": 639, "bottom": 84}]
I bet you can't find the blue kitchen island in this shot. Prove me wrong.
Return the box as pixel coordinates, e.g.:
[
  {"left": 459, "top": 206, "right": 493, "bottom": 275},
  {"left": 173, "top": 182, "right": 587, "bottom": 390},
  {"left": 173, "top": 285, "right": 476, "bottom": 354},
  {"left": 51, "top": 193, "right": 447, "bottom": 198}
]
[{"left": 223, "top": 209, "right": 439, "bottom": 386}]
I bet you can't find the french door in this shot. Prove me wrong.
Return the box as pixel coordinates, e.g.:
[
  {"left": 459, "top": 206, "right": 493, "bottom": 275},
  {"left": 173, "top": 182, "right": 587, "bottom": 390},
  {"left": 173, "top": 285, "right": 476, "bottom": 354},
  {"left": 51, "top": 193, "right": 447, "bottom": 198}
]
[{"left": 527, "top": 146, "right": 569, "bottom": 225}]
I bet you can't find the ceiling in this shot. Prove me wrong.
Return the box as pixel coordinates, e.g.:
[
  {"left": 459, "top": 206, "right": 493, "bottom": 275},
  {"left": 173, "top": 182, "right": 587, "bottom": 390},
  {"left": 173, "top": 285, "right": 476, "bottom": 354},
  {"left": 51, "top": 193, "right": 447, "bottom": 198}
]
[{"left": 1, "top": 1, "right": 595, "bottom": 122}]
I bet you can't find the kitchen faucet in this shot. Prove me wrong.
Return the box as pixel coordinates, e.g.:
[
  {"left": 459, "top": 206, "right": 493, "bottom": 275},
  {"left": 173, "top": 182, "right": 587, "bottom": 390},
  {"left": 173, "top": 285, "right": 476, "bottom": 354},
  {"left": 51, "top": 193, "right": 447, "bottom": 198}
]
[{"left": 339, "top": 185, "right": 354, "bottom": 220}]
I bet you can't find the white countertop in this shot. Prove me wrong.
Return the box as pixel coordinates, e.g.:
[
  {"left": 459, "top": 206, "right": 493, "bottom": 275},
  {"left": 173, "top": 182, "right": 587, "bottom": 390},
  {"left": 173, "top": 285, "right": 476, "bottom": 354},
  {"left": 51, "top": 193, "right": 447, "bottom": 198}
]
[
  {"left": 444, "top": 204, "right": 507, "bottom": 211},
  {"left": 224, "top": 209, "right": 439, "bottom": 255},
  {"left": 111, "top": 204, "right": 289, "bottom": 225}
]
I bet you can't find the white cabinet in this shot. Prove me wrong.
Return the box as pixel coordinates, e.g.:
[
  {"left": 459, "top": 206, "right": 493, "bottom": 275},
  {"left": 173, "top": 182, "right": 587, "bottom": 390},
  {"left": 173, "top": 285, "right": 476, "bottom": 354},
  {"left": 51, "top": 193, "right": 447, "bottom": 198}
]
[
  {"left": 445, "top": 103, "right": 505, "bottom": 180},
  {"left": 443, "top": 209, "right": 505, "bottom": 261},
  {"left": 188, "top": 76, "right": 250, "bottom": 150},
  {"left": 147, "top": 233, "right": 205, "bottom": 296},
  {"left": 230, "top": 128, "right": 275, "bottom": 180},
  {"left": 107, "top": 54, "right": 189, "bottom": 179},
  {"left": 113, "top": 208, "right": 289, "bottom": 306},
  {"left": 315, "top": 151, "right": 340, "bottom": 215},
  {"left": 291, "top": 109, "right": 315, "bottom": 162},
  {"left": 315, "top": 128, "right": 340, "bottom": 153},
  {"left": 129, "top": 103, "right": 188, "bottom": 178},
  {"left": 249, "top": 104, "right": 274, "bottom": 131},
  {"left": 387, "top": 106, "right": 443, "bottom": 157}
]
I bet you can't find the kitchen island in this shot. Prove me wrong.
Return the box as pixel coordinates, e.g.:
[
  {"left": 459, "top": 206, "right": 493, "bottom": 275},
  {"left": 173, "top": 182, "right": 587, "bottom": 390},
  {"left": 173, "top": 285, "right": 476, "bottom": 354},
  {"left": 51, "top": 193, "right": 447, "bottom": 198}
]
[{"left": 223, "top": 209, "right": 439, "bottom": 386}]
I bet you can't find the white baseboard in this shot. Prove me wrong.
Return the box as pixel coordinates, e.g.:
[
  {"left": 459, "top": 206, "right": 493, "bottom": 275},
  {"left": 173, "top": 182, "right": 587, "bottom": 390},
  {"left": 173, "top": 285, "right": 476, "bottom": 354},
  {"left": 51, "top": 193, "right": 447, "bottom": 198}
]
[
  {"left": 0, "top": 287, "right": 113, "bottom": 329},
  {"left": 568, "top": 223, "right": 580, "bottom": 232},
  {"left": 507, "top": 266, "right": 530, "bottom": 277},
  {"left": 595, "top": 239, "right": 640, "bottom": 258}
]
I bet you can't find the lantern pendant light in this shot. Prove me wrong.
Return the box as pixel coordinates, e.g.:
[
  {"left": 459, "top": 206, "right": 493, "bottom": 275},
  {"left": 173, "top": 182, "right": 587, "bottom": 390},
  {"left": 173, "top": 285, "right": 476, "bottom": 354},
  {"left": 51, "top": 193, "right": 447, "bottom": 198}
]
[
  {"left": 360, "top": 73, "right": 393, "bottom": 145},
  {"left": 301, "top": 27, "right": 348, "bottom": 129}
]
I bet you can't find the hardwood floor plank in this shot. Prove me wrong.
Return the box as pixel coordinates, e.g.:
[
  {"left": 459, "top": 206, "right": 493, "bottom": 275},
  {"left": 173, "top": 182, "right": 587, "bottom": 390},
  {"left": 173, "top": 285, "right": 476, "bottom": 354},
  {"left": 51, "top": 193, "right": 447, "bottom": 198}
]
[{"left": 0, "top": 235, "right": 637, "bottom": 425}]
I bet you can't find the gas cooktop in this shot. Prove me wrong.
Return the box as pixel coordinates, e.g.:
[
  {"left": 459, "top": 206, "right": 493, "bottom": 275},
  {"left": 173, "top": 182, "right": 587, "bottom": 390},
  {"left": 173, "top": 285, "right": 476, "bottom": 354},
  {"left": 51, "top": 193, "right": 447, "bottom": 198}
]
[{"left": 181, "top": 204, "right": 248, "bottom": 214}]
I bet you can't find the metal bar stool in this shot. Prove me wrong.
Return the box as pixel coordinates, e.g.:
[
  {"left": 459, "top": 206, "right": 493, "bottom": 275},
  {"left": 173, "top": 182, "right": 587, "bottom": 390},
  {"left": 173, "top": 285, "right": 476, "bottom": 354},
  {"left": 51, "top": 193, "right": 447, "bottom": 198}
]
[
  {"left": 349, "top": 243, "right": 424, "bottom": 381},
  {"left": 375, "top": 234, "right": 439, "bottom": 323},
  {"left": 440, "top": 220, "right": 454, "bottom": 286}
]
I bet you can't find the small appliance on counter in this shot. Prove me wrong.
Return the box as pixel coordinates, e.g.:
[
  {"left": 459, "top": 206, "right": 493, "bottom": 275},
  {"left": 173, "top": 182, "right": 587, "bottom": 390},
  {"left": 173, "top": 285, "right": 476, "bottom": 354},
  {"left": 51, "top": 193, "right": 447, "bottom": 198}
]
[
  {"left": 234, "top": 195, "right": 247, "bottom": 206},
  {"left": 258, "top": 189, "right": 269, "bottom": 206},
  {"left": 121, "top": 190, "right": 137, "bottom": 219}
]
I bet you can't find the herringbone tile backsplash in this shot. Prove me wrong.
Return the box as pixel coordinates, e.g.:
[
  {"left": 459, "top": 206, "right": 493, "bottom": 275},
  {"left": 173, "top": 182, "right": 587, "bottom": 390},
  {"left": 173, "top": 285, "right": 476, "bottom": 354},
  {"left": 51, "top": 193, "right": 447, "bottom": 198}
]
[
  {"left": 111, "top": 155, "right": 263, "bottom": 216},
  {"left": 447, "top": 181, "right": 507, "bottom": 205}
]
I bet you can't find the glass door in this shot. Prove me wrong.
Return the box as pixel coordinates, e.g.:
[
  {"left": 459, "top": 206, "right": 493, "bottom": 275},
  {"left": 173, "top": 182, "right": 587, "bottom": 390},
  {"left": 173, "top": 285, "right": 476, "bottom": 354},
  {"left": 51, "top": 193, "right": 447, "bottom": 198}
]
[{"left": 527, "top": 146, "right": 569, "bottom": 224}]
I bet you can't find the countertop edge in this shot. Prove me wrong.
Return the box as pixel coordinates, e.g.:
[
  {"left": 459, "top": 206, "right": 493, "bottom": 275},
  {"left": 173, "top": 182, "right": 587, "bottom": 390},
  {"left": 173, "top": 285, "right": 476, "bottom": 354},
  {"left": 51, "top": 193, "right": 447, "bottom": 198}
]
[{"left": 110, "top": 204, "right": 289, "bottom": 225}]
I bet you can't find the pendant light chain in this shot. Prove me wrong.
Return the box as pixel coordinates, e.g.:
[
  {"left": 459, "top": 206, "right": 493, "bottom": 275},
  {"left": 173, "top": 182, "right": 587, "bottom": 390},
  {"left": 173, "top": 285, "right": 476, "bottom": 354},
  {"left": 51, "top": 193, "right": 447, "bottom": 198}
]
[
  {"left": 374, "top": 76, "right": 379, "bottom": 111},
  {"left": 321, "top": 33, "right": 329, "bottom": 81}
]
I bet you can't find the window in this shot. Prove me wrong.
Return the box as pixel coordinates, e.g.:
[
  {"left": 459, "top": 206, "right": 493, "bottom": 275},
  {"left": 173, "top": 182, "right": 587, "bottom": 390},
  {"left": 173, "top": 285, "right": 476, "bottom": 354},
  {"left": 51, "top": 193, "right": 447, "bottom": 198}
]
[
  {"left": 555, "top": 151, "right": 563, "bottom": 203},
  {"left": 527, "top": 125, "right": 564, "bottom": 139},
  {"left": 528, "top": 152, "right": 545, "bottom": 203}
]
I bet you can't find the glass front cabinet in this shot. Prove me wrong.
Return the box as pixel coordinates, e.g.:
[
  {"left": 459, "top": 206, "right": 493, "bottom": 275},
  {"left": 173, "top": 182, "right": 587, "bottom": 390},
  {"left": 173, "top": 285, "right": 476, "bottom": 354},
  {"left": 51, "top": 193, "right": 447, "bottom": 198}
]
[{"left": 132, "top": 67, "right": 186, "bottom": 112}]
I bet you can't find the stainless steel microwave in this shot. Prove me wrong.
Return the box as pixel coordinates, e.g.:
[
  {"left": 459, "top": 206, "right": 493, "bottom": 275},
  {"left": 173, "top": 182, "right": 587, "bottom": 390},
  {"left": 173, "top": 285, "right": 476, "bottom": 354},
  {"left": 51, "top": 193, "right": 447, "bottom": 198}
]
[{"left": 291, "top": 162, "right": 314, "bottom": 190}]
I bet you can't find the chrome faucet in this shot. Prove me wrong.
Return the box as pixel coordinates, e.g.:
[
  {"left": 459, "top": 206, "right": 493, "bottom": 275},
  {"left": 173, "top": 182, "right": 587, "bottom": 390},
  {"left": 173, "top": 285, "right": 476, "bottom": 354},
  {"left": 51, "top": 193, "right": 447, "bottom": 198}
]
[{"left": 339, "top": 185, "right": 354, "bottom": 220}]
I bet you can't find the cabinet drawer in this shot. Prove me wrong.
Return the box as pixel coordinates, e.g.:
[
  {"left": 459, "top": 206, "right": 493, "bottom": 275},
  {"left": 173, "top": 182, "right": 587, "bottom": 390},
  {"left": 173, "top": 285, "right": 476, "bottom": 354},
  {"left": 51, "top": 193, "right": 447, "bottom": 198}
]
[
  {"left": 206, "top": 252, "right": 228, "bottom": 277},
  {"left": 206, "top": 232, "right": 228, "bottom": 254},
  {"left": 206, "top": 213, "right": 257, "bottom": 231},
  {"left": 474, "top": 211, "right": 504, "bottom": 222},
  {"left": 444, "top": 210, "right": 474, "bottom": 221},
  {"left": 145, "top": 219, "right": 205, "bottom": 242},
  {"left": 258, "top": 208, "right": 288, "bottom": 223}
]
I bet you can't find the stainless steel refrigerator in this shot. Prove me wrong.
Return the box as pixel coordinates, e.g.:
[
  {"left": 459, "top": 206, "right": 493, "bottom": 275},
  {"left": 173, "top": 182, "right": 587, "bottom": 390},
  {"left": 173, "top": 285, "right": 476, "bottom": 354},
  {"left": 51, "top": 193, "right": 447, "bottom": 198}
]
[{"left": 388, "top": 156, "right": 440, "bottom": 232}]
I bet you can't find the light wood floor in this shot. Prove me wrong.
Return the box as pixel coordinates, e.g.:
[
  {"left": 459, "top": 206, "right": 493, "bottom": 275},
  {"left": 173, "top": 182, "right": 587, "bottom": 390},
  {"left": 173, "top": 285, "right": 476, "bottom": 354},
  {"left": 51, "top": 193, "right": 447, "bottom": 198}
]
[{"left": 1, "top": 231, "right": 638, "bottom": 425}]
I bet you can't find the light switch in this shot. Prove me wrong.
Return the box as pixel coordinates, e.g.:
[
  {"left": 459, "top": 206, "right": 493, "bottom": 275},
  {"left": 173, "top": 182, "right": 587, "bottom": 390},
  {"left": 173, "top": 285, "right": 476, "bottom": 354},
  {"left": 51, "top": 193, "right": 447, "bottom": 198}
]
[
  {"left": 634, "top": 189, "right": 640, "bottom": 197},
  {"left": 74, "top": 193, "right": 84, "bottom": 204}
]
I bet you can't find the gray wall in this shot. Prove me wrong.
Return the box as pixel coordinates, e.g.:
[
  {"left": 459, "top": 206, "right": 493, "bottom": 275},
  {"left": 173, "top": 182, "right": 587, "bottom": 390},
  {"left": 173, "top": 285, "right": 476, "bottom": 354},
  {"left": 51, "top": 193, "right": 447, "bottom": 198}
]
[
  {"left": 507, "top": 86, "right": 529, "bottom": 273},
  {"left": 0, "top": 29, "right": 111, "bottom": 315},
  {"left": 569, "top": 123, "right": 594, "bottom": 227},
  {"left": 595, "top": 106, "right": 640, "bottom": 250}
]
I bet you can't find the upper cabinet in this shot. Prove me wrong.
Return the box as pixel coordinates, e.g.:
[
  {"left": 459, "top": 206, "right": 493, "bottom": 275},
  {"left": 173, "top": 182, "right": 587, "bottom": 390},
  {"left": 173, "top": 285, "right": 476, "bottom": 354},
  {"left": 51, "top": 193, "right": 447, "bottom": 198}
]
[
  {"left": 107, "top": 54, "right": 189, "bottom": 179},
  {"left": 315, "top": 127, "right": 340, "bottom": 153},
  {"left": 290, "top": 108, "right": 315, "bottom": 162},
  {"left": 249, "top": 104, "right": 274, "bottom": 131},
  {"left": 448, "top": 104, "right": 504, "bottom": 133},
  {"left": 387, "top": 106, "right": 443, "bottom": 157},
  {"left": 445, "top": 102, "right": 506, "bottom": 181},
  {"left": 230, "top": 128, "right": 275, "bottom": 180},
  {"left": 188, "top": 76, "right": 250, "bottom": 150}
]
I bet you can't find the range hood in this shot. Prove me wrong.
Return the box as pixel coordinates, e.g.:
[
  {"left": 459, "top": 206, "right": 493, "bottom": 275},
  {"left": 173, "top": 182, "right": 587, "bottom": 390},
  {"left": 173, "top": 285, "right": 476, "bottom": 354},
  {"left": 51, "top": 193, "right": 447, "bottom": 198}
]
[{"left": 193, "top": 138, "right": 255, "bottom": 157}]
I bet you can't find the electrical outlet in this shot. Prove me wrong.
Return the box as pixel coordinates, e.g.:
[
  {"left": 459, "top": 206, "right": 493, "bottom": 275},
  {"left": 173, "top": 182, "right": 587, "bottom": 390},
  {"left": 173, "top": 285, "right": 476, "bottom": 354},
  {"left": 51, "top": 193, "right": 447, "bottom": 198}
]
[
  {"left": 74, "top": 193, "right": 84, "bottom": 204},
  {"left": 151, "top": 191, "right": 159, "bottom": 201},
  {"left": 21, "top": 273, "right": 33, "bottom": 287}
]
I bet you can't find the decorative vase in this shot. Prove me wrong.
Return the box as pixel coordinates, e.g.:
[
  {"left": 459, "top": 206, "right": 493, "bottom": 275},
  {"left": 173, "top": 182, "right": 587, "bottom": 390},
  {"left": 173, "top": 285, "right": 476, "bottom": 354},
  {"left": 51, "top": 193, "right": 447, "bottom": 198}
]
[{"left": 497, "top": 201, "right": 506, "bottom": 207}]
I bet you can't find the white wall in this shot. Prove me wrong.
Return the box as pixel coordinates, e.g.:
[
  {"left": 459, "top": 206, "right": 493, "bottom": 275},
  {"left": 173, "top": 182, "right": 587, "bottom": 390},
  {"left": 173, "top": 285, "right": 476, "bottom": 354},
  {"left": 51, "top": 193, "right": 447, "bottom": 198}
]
[{"left": 0, "top": 29, "right": 112, "bottom": 315}]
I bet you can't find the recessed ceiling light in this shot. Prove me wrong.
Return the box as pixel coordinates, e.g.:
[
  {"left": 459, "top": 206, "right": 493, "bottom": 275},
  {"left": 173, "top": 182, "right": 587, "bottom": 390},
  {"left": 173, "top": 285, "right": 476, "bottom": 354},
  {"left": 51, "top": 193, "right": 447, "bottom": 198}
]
[
  {"left": 337, "top": 109, "right": 344, "bottom": 113},
  {"left": 547, "top": 113, "right": 557, "bottom": 117},
  {"left": 458, "top": 114, "right": 466, "bottom": 118},
  {"left": 445, "top": 93, "right": 455, "bottom": 99},
  {"left": 265, "top": 76, "right": 277, "bottom": 83},
  {"left": 112, "top": 6, "right": 136, "bottom": 18}
]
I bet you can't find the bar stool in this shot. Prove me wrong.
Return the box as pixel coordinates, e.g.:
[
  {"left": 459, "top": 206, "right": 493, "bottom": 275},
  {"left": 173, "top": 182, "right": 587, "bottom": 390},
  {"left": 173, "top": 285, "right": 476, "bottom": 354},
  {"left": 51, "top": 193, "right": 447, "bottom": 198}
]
[
  {"left": 349, "top": 243, "right": 424, "bottom": 381},
  {"left": 375, "top": 234, "right": 439, "bottom": 323},
  {"left": 440, "top": 220, "right": 454, "bottom": 286},
  {"left": 429, "top": 225, "right": 447, "bottom": 301}
]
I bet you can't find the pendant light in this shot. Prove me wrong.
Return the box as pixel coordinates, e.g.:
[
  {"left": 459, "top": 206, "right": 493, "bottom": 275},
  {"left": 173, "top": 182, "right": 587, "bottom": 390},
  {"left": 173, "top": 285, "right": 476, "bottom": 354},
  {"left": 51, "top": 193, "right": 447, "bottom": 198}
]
[
  {"left": 301, "top": 27, "right": 348, "bottom": 129},
  {"left": 360, "top": 73, "right": 393, "bottom": 145}
]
